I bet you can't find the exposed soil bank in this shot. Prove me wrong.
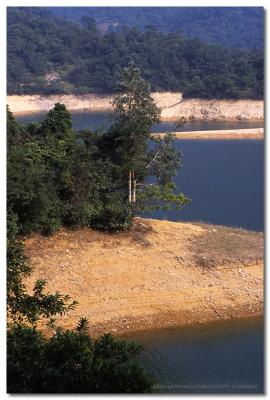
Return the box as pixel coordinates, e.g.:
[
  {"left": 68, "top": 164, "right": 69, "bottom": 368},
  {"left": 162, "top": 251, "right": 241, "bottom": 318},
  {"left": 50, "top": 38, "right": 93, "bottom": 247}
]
[
  {"left": 154, "top": 128, "right": 264, "bottom": 140},
  {"left": 8, "top": 92, "right": 264, "bottom": 121},
  {"left": 24, "top": 218, "right": 264, "bottom": 337}
]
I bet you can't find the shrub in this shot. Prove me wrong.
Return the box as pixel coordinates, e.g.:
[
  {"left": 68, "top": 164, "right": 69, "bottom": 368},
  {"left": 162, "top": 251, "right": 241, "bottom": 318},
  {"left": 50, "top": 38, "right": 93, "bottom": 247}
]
[{"left": 7, "top": 325, "right": 154, "bottom": 393}]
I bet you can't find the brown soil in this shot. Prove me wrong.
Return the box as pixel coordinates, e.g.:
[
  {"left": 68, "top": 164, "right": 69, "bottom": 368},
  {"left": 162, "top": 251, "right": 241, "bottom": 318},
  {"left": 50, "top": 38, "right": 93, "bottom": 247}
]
[
  {"left": 154, "top": 128, "right": 264, "bottom": 140},
  {"left": 24, "top": 218, "right": 264, "bottom": 337}
]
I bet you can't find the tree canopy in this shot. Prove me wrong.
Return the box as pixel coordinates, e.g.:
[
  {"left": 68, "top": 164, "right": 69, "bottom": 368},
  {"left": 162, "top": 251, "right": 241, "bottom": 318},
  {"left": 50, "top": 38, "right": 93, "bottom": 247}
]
[
  {"left": 104, "top": 63, "right": 190, "bottom": 212},
  {"left": 7, "top": 7, "right": 263, "bottom": 99},
  {"left": 7, "top": 104, "right": 133, "bottom": 233},
  {"left": 41, "top": 7, "right": 266, "bottom": 50}
]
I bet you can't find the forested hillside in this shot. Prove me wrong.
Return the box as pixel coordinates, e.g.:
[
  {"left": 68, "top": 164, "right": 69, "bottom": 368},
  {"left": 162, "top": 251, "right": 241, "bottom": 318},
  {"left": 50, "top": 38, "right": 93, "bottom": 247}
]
[
  {"left": 50, "top": 7, "right": 264, "bottom": 50},
  {"left": 7, "top": 7, "right": 263, "bottom": 99}
]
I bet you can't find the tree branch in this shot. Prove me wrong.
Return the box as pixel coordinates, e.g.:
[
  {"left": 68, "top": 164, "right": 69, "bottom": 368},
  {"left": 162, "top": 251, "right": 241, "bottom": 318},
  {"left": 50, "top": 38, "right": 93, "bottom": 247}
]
[{"left": 146, "top": 150, "right": 160, "bottom": 169}]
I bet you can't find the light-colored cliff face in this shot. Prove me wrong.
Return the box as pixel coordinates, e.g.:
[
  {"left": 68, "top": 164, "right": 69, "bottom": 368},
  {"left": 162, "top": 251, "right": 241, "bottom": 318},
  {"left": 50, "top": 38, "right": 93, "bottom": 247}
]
[
  {"left": 156, "top": 93, "right": 264, "bottom": 121},
  {"left": 7, "top": 92, "right": 264, "bottom": 121},
  {"left": 7, "top": 94, "right": 113, "bottom": 114}
]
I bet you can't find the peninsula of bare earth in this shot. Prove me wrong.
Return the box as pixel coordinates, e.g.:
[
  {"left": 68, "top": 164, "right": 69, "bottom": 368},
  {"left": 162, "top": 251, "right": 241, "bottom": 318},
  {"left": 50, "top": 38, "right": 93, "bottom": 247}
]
[{"left": 24, "top": 218, "right": 264, "bottom": 337}]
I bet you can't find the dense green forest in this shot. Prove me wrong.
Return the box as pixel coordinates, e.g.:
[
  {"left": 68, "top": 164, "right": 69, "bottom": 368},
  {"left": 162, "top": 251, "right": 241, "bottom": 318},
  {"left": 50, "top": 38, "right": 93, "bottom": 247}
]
[
  {"left": 50, "top": 6, "right": 264, "bottom": 50},
  {"left": 7, "top": 7, "right": 263, "bottom": 99}
]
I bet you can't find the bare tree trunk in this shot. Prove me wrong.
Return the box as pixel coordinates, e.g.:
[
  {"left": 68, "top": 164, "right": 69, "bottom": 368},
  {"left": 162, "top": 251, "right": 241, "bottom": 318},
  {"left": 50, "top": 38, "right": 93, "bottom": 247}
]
[
  {"left": 128, "top": 170, "right": 132, "bottom": 203},
  {"left": 132, "top": 171, "right": 136, "bottom": 205}
]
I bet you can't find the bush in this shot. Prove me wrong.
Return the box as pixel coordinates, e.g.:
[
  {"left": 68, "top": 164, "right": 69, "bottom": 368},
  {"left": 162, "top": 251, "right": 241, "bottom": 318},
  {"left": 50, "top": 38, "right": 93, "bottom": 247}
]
[
  {"left": 7, "top": 325, "right": 154, "bottom": 393},
  {"left": 91, "top": 195, "right": 132, "bottom": 231}
]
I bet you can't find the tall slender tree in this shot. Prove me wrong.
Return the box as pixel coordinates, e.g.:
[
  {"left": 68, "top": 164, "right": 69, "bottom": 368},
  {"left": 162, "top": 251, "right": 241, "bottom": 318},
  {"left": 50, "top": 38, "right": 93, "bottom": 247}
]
[
  {"left": 110, "top": 63, "right": 190, "bottom": 213},
  {"left": 111, "top": 62, "right": 161, "bottom": 207}
]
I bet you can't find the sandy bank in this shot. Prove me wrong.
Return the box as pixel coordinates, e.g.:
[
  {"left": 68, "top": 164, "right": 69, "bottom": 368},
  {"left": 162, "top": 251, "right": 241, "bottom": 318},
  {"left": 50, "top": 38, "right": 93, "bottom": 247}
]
[
  {"left": 7, "top": 92, "right": 264, "bottom": 121},
  {"left": 24, "top": 218, "right": 264, "bottom": 336},
  {"left": 154, "top": 128, "right": 264, "bottom": 140}
]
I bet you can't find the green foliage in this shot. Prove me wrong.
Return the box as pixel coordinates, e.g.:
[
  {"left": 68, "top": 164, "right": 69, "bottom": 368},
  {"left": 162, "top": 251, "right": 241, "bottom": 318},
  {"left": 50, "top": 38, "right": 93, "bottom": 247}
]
[
  {"left": 90, "top": 190, "right": 132, "bottom": 231},
  {"left": 138, "top": 182, "right": 191, "bottom": 212},
  {"left": 107, "top": 67, "right": 189, "bottom": 214},
  {"left": 7, "top": 325, "right": 45, "bottom": 393},
  {"left": 7, "top": 66, "right": 190, "bottom": 230},
  {"left": 50, "top": 7, "right": 264, "bottom": 50},
  {"left": 96, "top": 65, "right": 189, "bottom": 215},
  {"left": 7, "top": 105, "right": 21, "bottom": 146},
  {"left": 111, "top": 63, "right": 161, "bottom": 172},
  {"left": 148, "top": 133, "right": 181, "bottom": 184},
  {"left": 136, "top": 133, "right": 191, "bottom": 212},
  {"left": 76, "top": 316, "right": 90, "bottom": 334},
  {"left": 7, "top": 138, "right": 61, "bottom": 234},
  {"left": 41, "top": 102, "right": 73, "bottom": 138},
  {"left": 7, "top": 325, "right": 154, "bottom": 393},
  {"left": 7, "top": 104, "right": 132, "bottom": 233},
  {"left": 7, "top": 212, "right": 32, "bottom": 317},
  {"left": 7, "top": 7, "right": 263, "bottom": 99}
]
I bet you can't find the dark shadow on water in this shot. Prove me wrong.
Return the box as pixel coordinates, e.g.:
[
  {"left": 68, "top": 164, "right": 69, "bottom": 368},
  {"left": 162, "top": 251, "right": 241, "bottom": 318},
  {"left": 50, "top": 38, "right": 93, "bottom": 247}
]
[{"left": 122, "top": 317, "right": 264, "bottom": 394}]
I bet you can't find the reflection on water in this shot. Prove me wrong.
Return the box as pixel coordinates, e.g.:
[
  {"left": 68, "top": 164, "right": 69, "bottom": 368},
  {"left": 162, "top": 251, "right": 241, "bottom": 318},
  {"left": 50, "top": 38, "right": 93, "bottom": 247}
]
[
  {"left": 16, "top": 110, "right": 264, "bottom": 132},
  {"left": 121, "top": 317, "right": 264, "bottom": 393}
]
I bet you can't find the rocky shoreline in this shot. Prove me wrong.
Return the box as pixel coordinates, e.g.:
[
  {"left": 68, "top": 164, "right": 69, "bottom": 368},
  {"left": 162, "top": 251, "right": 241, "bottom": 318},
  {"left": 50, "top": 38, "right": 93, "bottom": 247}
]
[
  {"left": 154, "top": 128, "right": 264, "bottom": 140},
  {"left": 7, "top": 92, "right": 264, "bottom": 122}
]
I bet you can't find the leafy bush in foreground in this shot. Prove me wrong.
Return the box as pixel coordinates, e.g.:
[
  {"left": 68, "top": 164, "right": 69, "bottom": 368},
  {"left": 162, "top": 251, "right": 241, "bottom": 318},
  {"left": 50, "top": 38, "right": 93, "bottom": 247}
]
[{"left": 7, "top": 325, "right": 154, "bottom": 393}]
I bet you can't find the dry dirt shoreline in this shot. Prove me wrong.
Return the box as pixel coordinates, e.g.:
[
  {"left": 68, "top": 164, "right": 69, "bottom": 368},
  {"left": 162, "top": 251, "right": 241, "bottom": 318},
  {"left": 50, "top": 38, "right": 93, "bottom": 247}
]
[
  {"left": 24, "top": 218, "right": 264, "bottom": 337},
  {"left": 7, "top": 92, "right": 264, "bottom": 121},
  {"left": 154, "top": 128, "right": 264, "bottom": 140}
]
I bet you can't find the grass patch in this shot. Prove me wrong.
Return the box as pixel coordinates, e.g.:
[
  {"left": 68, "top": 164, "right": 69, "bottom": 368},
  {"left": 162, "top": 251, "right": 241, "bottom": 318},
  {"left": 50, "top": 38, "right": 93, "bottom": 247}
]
[{"left": 190, "top": 223, "right": 263, "bottom": 268}]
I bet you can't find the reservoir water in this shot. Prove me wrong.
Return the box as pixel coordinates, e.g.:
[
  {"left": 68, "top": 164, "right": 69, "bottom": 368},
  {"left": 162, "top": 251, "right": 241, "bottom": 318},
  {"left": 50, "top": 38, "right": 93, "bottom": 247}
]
[
  {"left": 122, "top": 317, "right": 264, "bottom": 393},
  {"left": 148, "top": 139, "right": 264, "bottom": 231},
  {"left": 16, "top": 111, "right": 264, "bottom": 393},
  {"left": 16, "top": 110, "right": 264, "bottom": 132}
]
